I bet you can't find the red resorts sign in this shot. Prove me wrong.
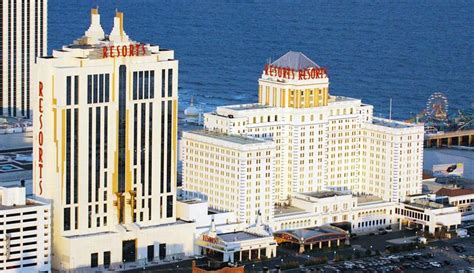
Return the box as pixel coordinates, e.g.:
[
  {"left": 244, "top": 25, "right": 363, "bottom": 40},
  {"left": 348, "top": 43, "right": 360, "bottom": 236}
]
[
  {"left": 102, "top": 44, "right": 146, "bottom": 58},
  {"left": 264, "top": 64, "right": 328, "bottom": 80},
  {"left": 37, "top": 82, "right": 44, "bottom": 195}
]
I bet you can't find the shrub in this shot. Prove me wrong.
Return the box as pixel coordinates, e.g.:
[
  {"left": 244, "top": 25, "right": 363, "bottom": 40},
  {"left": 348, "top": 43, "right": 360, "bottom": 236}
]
[
  {"left": 304, "top": 257, "right": 328, "bottom": 266},
  {"left": 281, "top": 261, "right": 300, "bottom": 270}
]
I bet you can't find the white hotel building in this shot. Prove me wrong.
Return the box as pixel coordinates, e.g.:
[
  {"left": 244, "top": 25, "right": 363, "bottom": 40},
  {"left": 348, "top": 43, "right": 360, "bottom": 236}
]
[
  {"left": 0, "top": 186, "right": 51, "bottom": 273},
  {"left": 1, "top": 0, "right": 47, "bottom": 118},
  {"left": 182, "top": 52, "right": 425, "bottom": 229},
  {"left": 32, "top": 10, "right": 194, "bottom": 271}
]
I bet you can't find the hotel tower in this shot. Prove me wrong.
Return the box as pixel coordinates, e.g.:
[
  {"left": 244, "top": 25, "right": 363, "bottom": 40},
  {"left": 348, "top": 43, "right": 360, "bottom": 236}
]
[
  {"left": 32, "top": 9, "right": 194, "bottom": 271},
  {"left": 182, "top": 52, "right": 424, "bottom": 224},
  {"left": 1, "top": 0, "right": 47, "bottom": 118}
]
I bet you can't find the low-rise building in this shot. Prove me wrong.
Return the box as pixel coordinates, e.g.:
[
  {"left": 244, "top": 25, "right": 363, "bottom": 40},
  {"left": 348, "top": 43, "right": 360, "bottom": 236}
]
[
  {"left": 0, "top": 187, "right": 51, "bottom": 273},
  {"left": 395, "top": 194, "right": 461, "bottom": 234},
  {"left": 435, "top": 188, "right": 474, "bottom": 221},
  {"left": 271, "top": 191, "right": 397, "bottom": 234}
]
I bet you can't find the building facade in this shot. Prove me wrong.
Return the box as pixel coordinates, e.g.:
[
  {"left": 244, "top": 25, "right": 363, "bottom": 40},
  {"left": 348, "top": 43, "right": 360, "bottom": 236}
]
[
  {"left": 1, "top": 0, "right": 47, "bottom": 118},
  {"left": 32, "top": 10, "right": 194, "bottom": 271},
  {"left": 200, "top": 52, "right": 424, "bottom": 204},
  {"left": 0, "top": 186, "right": 51, "bottom": 273},
  {"left": 181, "top": 130, "right": 276, "bottom": 224},
  {"left": 360, "top": 119, "right": 424, "bottom": 202},
  {"left": 436, "top": 188, "right": 474, "bottom": 221}
]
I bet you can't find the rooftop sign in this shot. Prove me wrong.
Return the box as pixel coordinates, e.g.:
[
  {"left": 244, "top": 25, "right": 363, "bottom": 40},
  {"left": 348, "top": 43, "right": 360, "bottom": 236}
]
[
  {"left": 101, "top": 43, "right": 146, "bottom": 58},
  {"left": 264, "top": 64, "right": 328, "bottom": 80}
]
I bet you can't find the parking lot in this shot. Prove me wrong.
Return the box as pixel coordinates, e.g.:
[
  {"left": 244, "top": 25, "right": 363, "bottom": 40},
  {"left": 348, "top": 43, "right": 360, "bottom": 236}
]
[
  {"left": 284, "top": 235, "right": 474, "bottom": 273},
  {"left": 121, "top": 230, "right": 474, "bottom": 272}
]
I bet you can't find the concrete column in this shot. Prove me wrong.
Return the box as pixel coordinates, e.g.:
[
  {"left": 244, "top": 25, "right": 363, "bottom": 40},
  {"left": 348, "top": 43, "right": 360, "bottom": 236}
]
[
  {"left": 436, "top": 139, "right": 441, "bottom": 148},
  {"left": 223, "top": 252, "right": 230, "bottom": 262},
  {"left": 447, "top": 137, "right": 452, "bottom": 146},
  {"left": 239, "top": 251, "right": 242, "bottom": 261},
  {"left": 458, "top": 136, "right": 462, "bottom": 146},
  {"left": 319, "top": 241, "right": 323, "bottom": 249},
  {"left": 337, "top": 239, "right": 340, "bottom": 246},
  {"left": 299, "top": 244, "right": 305, "bottom": 254},
  {"left": 328, "top": 240, "right": 332, "bottom": 248},
  {"left": 469, "top": 135, "right": 473, "bottom": 146},
  {"left": 310, "top": 243, "right": 313, "bottom": 250},
  {"left": 258, "top": 248, "right": 261, "bottom": 259},
  {"left": 249, "top": 249, "right": 251, "bottom": 260}
]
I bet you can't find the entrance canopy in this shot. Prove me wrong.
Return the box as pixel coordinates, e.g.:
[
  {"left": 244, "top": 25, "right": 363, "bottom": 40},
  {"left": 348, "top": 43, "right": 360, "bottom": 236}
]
[{"left": 274, "top": 226, "right": 348, "bottom": 245}]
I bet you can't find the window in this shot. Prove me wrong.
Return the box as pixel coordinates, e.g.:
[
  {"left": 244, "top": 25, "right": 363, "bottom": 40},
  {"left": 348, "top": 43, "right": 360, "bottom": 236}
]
[
  {"left": 91, "top": 253, "right": 98, "bottom": 268},
  {"left": 64, "top": 208, "right": 70, "bottom": 231},
  {"left": 103, "top": 251, "right": 111, "bottom": 268},
  {"left": 167, "top": 69, "right": 173, "bottom": 97},
  {"left": 147, "top": 245, "right": 154, "bottom": 262}
]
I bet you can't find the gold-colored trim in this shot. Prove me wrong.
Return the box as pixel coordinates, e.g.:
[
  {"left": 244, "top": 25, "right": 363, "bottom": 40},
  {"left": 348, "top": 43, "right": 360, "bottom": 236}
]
[{"left": 125, "top": 109, "right": 132, "bottom": 192}]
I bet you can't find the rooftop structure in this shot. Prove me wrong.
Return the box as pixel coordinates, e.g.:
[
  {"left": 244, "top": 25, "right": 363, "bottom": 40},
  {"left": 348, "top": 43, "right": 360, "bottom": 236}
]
[
  {"left": 270, "top": 51, "right": 320, "bottom": 70},
  {"left": 372, "top": 117, "right": 414, "bottom": 129},
  {"left": 299, "top": 191, "right": 349, "bottom": 199},
  {"left": 436, "top": 188, "right": 474, "bottom": 197},
  {"left": 187, "top": 130, "right": 266, "bottom": 145}
]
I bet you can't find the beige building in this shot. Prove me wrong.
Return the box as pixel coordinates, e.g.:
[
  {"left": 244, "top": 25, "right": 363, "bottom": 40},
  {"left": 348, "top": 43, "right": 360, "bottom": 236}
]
[
  {"left": 396, "top": 194, "right": 461, "bottom": 234},
  {"left": 32, "top": 10, "right": 194, "bottom": 271},
  {"left": 272, "top": 191, "right": 398, "bottom": 234},
  {"left": 181, "top": 130, "right": 276, "bottom": 224},
  {"left": 360, "top": 118, "right": 424, "bottom": 202},
  {"left": 436, "top": 188, "right": 474, "bottom": 221},
  {"left": 196, "top": 51, "right": 424, "bottom": 206},
  {"left": 1, "top": 0, "right": 47, "bottom": 118}
]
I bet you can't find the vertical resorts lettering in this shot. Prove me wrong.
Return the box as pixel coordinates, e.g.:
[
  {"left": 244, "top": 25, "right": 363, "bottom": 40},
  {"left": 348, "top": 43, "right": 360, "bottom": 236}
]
[{"left": 37, "top": 81, "right": 44, "bottom": 194}]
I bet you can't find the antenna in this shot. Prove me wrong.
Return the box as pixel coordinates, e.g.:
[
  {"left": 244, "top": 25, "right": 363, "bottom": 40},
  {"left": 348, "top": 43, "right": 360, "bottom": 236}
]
[{"left": 389, "top": 98, "right": 392, "bottom": 120}]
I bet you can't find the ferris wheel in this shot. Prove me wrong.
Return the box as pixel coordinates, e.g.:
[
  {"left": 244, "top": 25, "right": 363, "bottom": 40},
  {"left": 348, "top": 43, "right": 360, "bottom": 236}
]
[{"left": 425, "top": 92, "right": 448, "bottom": 122}]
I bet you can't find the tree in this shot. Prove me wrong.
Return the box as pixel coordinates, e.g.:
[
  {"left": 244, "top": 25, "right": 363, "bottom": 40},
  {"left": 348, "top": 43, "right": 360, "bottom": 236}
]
[{"left": 354, "top": 250, "right": 362, "bottom": 259}]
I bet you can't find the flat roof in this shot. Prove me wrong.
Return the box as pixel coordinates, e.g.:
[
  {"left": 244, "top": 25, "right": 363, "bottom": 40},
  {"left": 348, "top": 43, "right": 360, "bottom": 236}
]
[
  {"left": 189, "top": 130, "right": 265, "bottom": 145},
  {"left": 372, "top": 118, "right": 412, "bottom": 129},
  {"left": 330, "top": 96, "right": 359, "bottom": 102},
  {"left": 404, "top": 199, "right": 448, "bottom": 209},
  {"left": 177, "top": 198, "right": 206, "bottom": 205},
  {"left": 0, "top": 132, "right": 33, "bottom": 150},
  {"left": 218, "top": 231, "right": 267, "bottom": 242},
  {"left": 274, "top": 206, "right": 307, "bottom": 218},
  {"left": 300, "top": 191, "right": 347, "bottom": 199},
  {"left": 0, "top": 201, "right": 42, "bottom": 211},
  {"left": 222, "top": 104, "right": 273, "bottom": 111},
  {"left": 357, "top": 195, "right": 383, "bottom": 204}
]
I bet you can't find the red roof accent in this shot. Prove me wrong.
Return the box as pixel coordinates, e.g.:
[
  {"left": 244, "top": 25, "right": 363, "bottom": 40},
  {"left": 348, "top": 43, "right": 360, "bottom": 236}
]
[{"left": 436, "top": 188, "right": 474, "bottom": 197}]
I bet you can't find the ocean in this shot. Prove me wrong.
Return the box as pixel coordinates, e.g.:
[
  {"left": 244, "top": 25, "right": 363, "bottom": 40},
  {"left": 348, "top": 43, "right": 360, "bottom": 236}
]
[{"left": 48, "top": 0, "right": 473, "bottom": 122}]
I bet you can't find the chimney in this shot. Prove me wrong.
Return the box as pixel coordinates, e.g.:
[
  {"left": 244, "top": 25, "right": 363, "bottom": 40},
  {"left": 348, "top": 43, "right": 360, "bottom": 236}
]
[
  {"left": 84, "top": 8, "right": 105, "bottom": 42},
  {"left": 109, "top": 10, "right": 129, "bottom": 42}
]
